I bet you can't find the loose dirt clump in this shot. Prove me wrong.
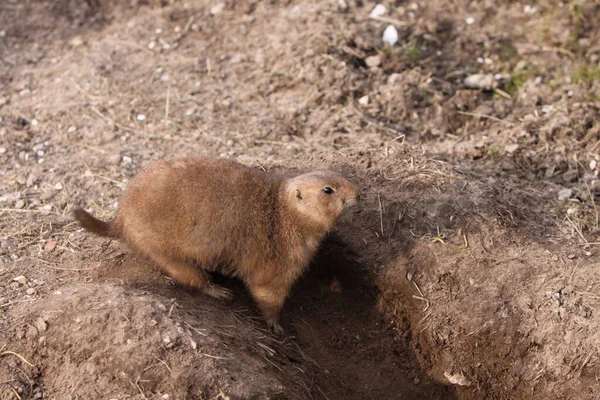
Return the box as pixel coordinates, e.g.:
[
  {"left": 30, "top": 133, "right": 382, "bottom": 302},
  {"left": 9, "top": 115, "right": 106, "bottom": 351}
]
[{"left": 2, "top": 0, "right": 600, "bottom": 399}]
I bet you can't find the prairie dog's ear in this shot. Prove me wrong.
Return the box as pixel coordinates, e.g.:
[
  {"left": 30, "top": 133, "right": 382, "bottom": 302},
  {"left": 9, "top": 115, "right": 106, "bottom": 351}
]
[{"left": 296, "top": 188, "right": 303, "bottom": 201}]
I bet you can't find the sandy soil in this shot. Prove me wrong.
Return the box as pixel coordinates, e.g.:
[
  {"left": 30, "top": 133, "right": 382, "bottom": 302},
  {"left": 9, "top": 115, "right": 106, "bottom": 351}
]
[{"left": 1, "top": 0, "right": 599, "bottom": 399}]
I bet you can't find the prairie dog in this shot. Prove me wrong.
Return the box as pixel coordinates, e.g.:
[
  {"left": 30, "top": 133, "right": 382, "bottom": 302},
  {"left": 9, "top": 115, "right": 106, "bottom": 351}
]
[{"left": 74, "top": 157, "right": 359, "bottom": 333}]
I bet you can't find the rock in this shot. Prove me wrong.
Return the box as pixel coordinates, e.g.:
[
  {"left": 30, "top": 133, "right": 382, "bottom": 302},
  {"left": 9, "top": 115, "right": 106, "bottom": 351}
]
[
  {"left": 70, "top": 36, "right": 85, "bottom": 47},
  {"left": 34, "top": 317, "right": 47, "bottom": 332},
  {"left": 370, "top": 4, "right": 387, "bottom": 17},
  {"left": 40, "top": 191, "right": 56, "bottom": 201},
  {"left": 590, "top": 160, "right": 597, "bottom": 170},
  {"left": 54, "top": 182, "right": 64, "bottom": 190},
  {"left": 122, "top": 155, "right": 133, "bottom": 164},
  {"left": 0, "top": 147, "right": 6, "bottom": 154},
  {"left": 465, "top": 17, "right": 475, "bottom": 25},
  {"left": 44, "top": 240, "right": 57, "bottom": 252},
  {"left": 464, "top": 74, "right": 496, "bottom": 90},
  {"left": 337, "top": 0, "right": 349, "bottom": 12},
  {"left": 14, "top": 199, "right": 25, "bottom": 209},
  {"left": 210, "top": 2, "right": 225, "bottom": 15},
  {"left": 387, "top": 73, "right": 404, "bottom": 85},
  {"left": 382, "top": 25, "right": 398, "bottom": 46},
  {"left": 505, "top": 144, "right": 519, "bottom": 154},
  {"left": 358, "top": 95, "right": 369, "bottom": 105},
  {"left": 444, "top": 371, "right": 471, "bottom": 386},
  {"left": 365, "top": 55, "right": 381, "bottom": 68},
  {"left": 136, "top": 114, "right": 146, "bottom": 121},
  {"left": 26, "top": 288, "right": 37, "bottom": 295},
  {"left": 557, "top": 188, "right": 572, "bottom": 201},
  {"left": 13, "top": 276, "right": 27, "bottom": 285},
  {"left": 108, "top": 154, "right": 122, "bottom": 165}
]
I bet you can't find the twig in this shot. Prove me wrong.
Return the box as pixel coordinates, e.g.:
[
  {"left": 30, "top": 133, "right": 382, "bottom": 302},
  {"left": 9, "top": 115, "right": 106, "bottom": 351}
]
[
  {"left": 133, "top": 376, "right": 148, "bottom": 400},
  {"left": 164, "top": 83, "right": 170, "bottom": 122},
  {"left": 377, "top": 193, "right": 384, "bottom": 236},
  {"left": 30, "top": 257, "right": 97, "bottom": 271},
  {"left": 584, "top": 180, "right": 599, "bottom": 228},
  {"left": 316, "top": 385, "right": 331, "bottom": 400},
  {"left": 0, "top": 208, "right": 62, "bottom": 216},
  {"left": 411, "top": 281, "right": 430, "bottom": 311},
  {"left": 493, "top": 88, "right": 512, "bottom": 99},
  {"left": 0, "top": 345, "right": 34, "bottom": 367},
  {"left": 456, "top": 111, "right": 515, "bottom": 126},
  {"left": 578, "top": 351, "right": 595, "bottom": 377},
  {"left": 10, "top": 388, "right": 21, "bottom": 400},
  {"left": 183, "top": 321, "right": 208, "bottom": 337},
  {"left": 200, "top": 353, "right": 229, "bottom": 360},
  {"left": 368, "top": 15, "right": 408, "bottom": 27},
  {"left": 90, "top": 106, "right": 140, "bottom": 135},
  {"left": 173, "top": 16, "right": 194, "bottom": 44},
  {"left": 154, "top": 356, "right": 172, "bottom": 374},
  {"left": 566, "top": 214, "right": 588, "bottom": 244}
]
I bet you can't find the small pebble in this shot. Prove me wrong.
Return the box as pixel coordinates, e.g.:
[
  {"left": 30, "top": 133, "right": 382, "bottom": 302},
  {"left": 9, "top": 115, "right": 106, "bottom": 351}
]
[
  {"left": 589, "top": 160, "right": 597, "bottom": 170},
  {"left": 382, "top": 25, "right": 398, "bottom": 46},
  {"left": 370, "top": 4, "right": 387, "bottom": 17},
  {"left": 14, "top": 199, "right": 25, "bottom": 209},
  {"left": 466, "top": 17, "right": 475, "bottom": 25},
  {"left": 210, "top": 2, "right": 225, "bottom": 15},
  {"left": 0, "top": 147, "right": 6, "bottom": 154},
  {"left": 365, "top": 55, "right": 381, "bottom": 68},
  {"left": 13, "top": 275, "right": 27, "bottom": 285},
  {"left": 148, "top": 41, "right": 157, "bottom": 50},
  {"left": 557, "top": 188, "right": 572, "bottom": 201},
  {"left": 70, "top": 36, "right": 84, "bottom": 47},
  {"left": 567, "top": 254, "right": 576, "bottom": 259},
  {"left": 155, "top": 28, "right": 163, "bottom": 34},
  {"left": 54, "top": 182, "right": 64, "bottom": 190},
  {"left": 26, "top": 288, "right": 36, "bottom": 295},
  {"left": 464, "top": 74, "right": 496, "bottom": 90},
  {"left": 122, "top": 155, "right": 133, "bottom": 164},
  {"left": 136, "top": 114, "right": 146, "bottom": 121},
  {"left": 358, "top": 95, "right": 369, "bottom": 105},
  {"left": 34, "top": 317, "right": 47, "bottom": 332},
  {"left": 67, "top": 125, "right": 77, "bottom": 133},
  {"left": 44, "top": 240, "right": 57, "bottom": 252}
]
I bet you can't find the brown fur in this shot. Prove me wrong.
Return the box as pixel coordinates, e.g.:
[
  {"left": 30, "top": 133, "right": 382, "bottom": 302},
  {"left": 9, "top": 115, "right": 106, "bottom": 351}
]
[{"left": 74, "top": 157, "right": 359, "bottom": 333}]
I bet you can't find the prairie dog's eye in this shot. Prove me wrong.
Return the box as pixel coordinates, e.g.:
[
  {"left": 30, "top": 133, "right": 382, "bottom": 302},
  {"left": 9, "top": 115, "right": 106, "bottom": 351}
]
[{"left": 322, "top": 187, "right": 334, "bottom": 194}]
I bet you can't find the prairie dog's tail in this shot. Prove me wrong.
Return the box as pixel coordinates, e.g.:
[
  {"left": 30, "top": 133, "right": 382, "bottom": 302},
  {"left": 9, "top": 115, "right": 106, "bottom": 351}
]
[{"left": 73, "top": 208, "right": 116, "bottom": 237}]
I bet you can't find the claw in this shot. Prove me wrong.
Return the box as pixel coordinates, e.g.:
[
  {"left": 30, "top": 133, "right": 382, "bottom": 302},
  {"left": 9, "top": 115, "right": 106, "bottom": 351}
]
[{"left": 204, "top": 285, "right": 233, "bottom": 300}]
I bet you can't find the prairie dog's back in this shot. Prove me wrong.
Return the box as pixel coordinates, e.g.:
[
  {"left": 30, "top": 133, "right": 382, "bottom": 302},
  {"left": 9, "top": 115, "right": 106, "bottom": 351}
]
[{"left": 117, "top": 158, "right": 282, "bottom": 267}]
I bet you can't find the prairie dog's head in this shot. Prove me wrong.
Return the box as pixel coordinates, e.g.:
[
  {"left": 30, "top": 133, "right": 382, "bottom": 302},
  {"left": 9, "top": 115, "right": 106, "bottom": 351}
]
[{"left": 284, "top": 170, "right": 359, "bottom": 232}]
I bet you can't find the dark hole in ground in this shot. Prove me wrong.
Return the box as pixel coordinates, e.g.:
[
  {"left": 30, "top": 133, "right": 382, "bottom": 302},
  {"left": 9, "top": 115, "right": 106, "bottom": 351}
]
[{"left": 96, "top": 234, "right": 456, "bottom": 399}]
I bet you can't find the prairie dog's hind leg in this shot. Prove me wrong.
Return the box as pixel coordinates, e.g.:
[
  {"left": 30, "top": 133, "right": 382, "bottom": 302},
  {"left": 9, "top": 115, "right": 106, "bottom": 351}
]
[{"left": 151, "top": 253, "right": 233, "bottom": 300}]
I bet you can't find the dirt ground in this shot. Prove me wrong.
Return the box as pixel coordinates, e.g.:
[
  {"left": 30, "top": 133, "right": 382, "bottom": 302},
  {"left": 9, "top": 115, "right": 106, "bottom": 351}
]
[{"left": 1, "top": 0, "right": 600, "bottom": 399}]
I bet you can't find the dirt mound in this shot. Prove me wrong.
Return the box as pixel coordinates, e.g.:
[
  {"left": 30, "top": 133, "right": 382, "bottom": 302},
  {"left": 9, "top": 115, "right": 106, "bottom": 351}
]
[
  {"left": 1, "top": 282, "right": 309, "bottom": 399},
  {"left": 304, "top": 146, "right": 600, "bottom": 399}
]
